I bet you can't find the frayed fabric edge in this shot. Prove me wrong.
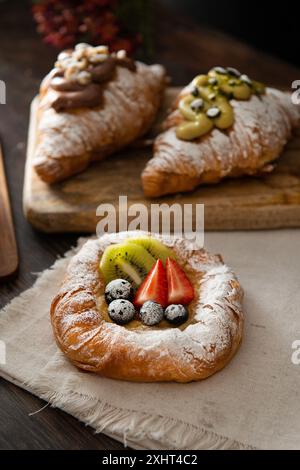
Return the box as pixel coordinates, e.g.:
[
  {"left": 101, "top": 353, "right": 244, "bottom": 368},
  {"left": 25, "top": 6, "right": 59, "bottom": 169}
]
[
  {"left": 25, "top": 375, "right": 255, "bottom": 450},
  {"left": 0, "top": 236, "right": 255, "bottom": 450}
]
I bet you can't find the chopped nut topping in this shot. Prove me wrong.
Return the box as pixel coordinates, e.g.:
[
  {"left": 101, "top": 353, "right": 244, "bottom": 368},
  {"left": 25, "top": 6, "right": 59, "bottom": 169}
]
[
  {"left": 94, "top": 45, "right": 109, "bottom": 55},
  {"left": 89, "top": 54, "right": 109, "bottom": 64},
  {"left": 77, "top": 70, "right": 92, "bottom": 85},
  {"left": 48, "top": 43, "right": 136, "bottom": 111},
  {"left": 116, "top": 49, "right": 127, "bottom": 59},
  {"left": 75, "top": 43, "right": 90, "bottom": 50},
  {"left": 57, "top": 51, "right": 72, "bottom": 62}
]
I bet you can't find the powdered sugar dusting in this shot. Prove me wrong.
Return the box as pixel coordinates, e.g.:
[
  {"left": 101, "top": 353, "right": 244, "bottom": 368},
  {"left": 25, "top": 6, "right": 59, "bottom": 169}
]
[
  {"left": 36, "top": 63, "right": 166, "bottom": 161},
  {"left": 142, "top": 88, "right": 300, "bottom": 196},
  {"left": 51, "top": 231, "right": 244, "bottom": 382},
  {"left": 140, "top": 301, "right": 164, "bottom": 326}
]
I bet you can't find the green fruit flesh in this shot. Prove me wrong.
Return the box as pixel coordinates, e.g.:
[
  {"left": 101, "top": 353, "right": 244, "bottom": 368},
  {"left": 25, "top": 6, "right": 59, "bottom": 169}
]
[
  {"left": 126, "top": 238, "right": 176, "bottom": 265},
  {"left": 99, "top": 244, "right": 121, "bottom": 284},
  {"left": 100, "top": 242, "right": 156, "bottom": 287},
  {"left": 115, "top": 258, "right": 143, "bottom": 286}
]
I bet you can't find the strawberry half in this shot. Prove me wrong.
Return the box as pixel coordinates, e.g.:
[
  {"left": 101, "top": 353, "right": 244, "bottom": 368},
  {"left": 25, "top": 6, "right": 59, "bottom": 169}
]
[
  {"left": 133, "top": 259, "right": 168, "bottom": 308},
  {"left": 166, "top": 257, "right": 194, "bottom": 305}
]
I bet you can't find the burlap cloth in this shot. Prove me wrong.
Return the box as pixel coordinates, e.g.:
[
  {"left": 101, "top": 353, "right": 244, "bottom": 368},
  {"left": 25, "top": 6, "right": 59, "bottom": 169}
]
[{"left": 1, "top": 230, "right": 300, "bottom": 450}]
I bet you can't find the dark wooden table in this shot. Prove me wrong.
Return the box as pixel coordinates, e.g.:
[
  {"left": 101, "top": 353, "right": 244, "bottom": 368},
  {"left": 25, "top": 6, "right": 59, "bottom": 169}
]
[{"left": 0, "top": 0, "right": 299, "bottom": 450}]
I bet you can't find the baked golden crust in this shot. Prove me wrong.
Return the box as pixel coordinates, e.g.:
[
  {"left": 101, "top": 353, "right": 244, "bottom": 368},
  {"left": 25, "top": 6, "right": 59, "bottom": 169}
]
[
  {"left": 142, "top": 88, "right": 300, "bottom": 197},
  {"left": 50, "top": 231, "right": 244, "bottom": 382},
  {"left": 34, "top": 62, "right": 166, "bottom": 183}
]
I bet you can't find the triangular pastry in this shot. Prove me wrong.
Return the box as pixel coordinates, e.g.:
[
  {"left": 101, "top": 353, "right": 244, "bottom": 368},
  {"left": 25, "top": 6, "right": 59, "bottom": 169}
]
[
  {"left": 33, "top": 44, "right": 166, "bottom": 183},
  {"left": 142, "top": 67, "right": 300, "bottom": 197}
]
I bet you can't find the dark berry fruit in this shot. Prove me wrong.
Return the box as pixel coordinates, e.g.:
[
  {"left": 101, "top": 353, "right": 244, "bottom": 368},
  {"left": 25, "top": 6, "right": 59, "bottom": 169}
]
[
  {"left": 208, "top": 77, "right": 218, "bottom": 86},
  {"left": 226, "top": 67, "right": 241, "bottom": 77},
  {"left": 105, "top": 279, "right": 133, "bottom": 304},
  {"left": 240, "top": 74, "right": 253, "bottom": 87},
  {"left": 164, "top": 304, "right": 189, "bottom": 326},
  {"left": 191, "top": 98, "right": 204, "bottom": 112},
  {"left": 212, "top": 66, "right": 227, "bottom": 75},
  {"left": 140, "top": 301, "right": 164, "bottom": 326},
  {"left": 191, "top": 86, "right": 200, "bottom": 97},
  {"left": 108, "top": 299, "right": 135, "bottom": 325},
  {"left": 206, "top": 106, "right": 221, "bottom": 118}
]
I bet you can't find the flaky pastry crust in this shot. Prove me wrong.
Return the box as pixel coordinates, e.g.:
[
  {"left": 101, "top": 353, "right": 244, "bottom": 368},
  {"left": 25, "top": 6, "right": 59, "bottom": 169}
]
[
  {"left": 34, "top": 62, "right": 166, "bottom": 183},
  {"left": 142, "top": 88, "right": 300, "bottom": 197},
  {"left": 50, "top": 231, "right": 244, "bottom": 382}
]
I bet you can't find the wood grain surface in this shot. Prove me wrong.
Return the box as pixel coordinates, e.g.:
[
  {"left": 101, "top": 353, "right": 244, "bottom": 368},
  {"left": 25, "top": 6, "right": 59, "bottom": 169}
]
[
  {"left": 24, "top": 90, "right": 300, "bottom": 233},
  {"left": 1, "top": 0, "right": 300, "bottom": 451},
  {"left": 0, "top": 143, "right": 18, "bottom": 279}
]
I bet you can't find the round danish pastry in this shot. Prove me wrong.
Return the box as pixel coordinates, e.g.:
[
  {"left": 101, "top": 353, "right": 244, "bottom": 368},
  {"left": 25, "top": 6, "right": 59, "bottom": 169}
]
[{"left": 50, "top": 231, "right": 244, "bottom": 382}]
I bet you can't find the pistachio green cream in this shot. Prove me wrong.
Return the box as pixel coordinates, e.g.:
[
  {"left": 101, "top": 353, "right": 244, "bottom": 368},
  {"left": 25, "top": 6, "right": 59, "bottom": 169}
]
[{"left": 176, "top": 66, "right": 265, "bottom": 141}]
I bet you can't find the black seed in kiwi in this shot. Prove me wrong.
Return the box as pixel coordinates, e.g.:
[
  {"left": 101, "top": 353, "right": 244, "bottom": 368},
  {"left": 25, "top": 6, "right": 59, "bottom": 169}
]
[{"left": 100, "top": 242, "right": 155, "bottom": 287}]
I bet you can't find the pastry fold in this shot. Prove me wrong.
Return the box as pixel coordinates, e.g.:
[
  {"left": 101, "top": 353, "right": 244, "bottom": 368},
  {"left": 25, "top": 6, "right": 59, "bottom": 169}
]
[
  {"left": 34, "top": 62, "right": 166, "bottom": 183},
  {"left": 50, "top": 231, "right": 244, "bottom": 383},
  {"left": 142, "top": 88, "right": 300, "bottom": 197}
]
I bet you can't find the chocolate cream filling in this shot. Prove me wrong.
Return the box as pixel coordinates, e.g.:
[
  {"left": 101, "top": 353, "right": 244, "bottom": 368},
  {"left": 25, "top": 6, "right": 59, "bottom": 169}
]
[{"left": 47, "top": 55, "right": 136, "bottom": 112}]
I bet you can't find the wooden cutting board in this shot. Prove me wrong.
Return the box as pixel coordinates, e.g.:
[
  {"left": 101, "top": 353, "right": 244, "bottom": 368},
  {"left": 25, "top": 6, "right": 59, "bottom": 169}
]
[
  {"left": 0, "top": 142, "right": 18, "bottom": 279},
  {"left": 23, "top": 88, "right": 300, "bottom": 233}
]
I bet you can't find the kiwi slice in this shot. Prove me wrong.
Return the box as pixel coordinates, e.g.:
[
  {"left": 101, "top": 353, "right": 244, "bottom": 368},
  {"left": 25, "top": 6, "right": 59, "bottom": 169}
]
[
  {"left": 126, "top": 238, "right": 176, "bottom": 265},
  {"left": 99, "top": 244, "right": 122, "bottom": 284},
  {"left": 100, "top": 242, "right": 156, "bottom": 287}
]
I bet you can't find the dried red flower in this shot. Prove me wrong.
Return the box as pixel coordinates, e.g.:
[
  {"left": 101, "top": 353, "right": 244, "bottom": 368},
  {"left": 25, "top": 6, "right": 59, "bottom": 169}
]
[{"left": 32, "top": 0, "right": 141, "bottom": 54}]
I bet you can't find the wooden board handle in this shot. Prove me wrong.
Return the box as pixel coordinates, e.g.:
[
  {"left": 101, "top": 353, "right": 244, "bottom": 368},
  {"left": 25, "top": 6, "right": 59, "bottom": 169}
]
[{"left": 0, "top": 143, "right": 18, "bottom": 280}]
